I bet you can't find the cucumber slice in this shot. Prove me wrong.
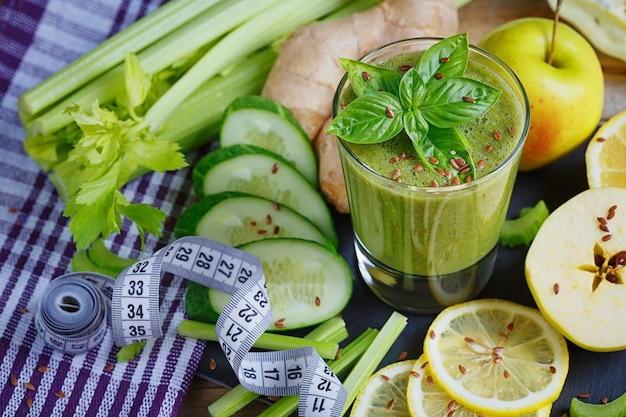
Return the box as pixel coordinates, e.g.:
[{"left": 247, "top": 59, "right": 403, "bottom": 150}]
[
  {"left": 175, "top": 191, "right": 335, "bottom": 249},
  {"left": 220, "top": 95, "right": 318, "bottom": 187},
  {"left": 193, "top": 144, "right": 337, "bottom": 247},
  {"left": 190, "top": 238, "right": 353, "bottom": 331}
]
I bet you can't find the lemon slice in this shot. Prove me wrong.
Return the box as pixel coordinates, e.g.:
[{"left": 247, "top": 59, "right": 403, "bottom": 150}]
[
  {"left": 586, "top": 109, "right": 626, "bottom": 188},
  {"left": 350, "top": 360, "right": 415, "bottom": 416},
  {"left": 406, "top": 354, "right": 552, "bottom": 417},
  {"left": 423, "top": 298, "right": 569, "bottom": 416}
]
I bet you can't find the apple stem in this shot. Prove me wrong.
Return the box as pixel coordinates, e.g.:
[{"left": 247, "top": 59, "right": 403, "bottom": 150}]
[{"left": 548, "top": 0, "right": 564, "bottom": 66}]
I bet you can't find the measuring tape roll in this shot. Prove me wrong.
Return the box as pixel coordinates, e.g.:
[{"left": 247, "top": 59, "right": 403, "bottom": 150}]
[
  {"left": 36, "top": 273, "right": 113, "bottom": 354},
  {"left": 37, "top": 236, "right": 346, "bottom": 417}
]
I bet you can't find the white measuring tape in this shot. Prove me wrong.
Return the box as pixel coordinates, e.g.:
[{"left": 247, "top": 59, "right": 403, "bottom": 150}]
[{"left": 36, "top": 236, "right": 347, "bottom": 416}]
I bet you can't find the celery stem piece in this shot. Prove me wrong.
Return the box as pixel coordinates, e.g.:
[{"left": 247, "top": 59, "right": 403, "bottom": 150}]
[
  {"left": 298, "top": 316, "right": 348, "bottom": 345},
  {"left": 18, "top": 0, "right": 222, "bottom": 121},
  {"left": 177, "top": 321, "right": 343, "bottom": 360},
  {"left": 322, "top": 0, "right": 382, "bottom": 20},
  {"left": 206, "top": 317, "right": 348, "bottom": 417},
  {"left": 341, "top": 312, "right": 408, "bottom": 415},
  {"left": 258, "top": 328, "right": 379, "bottom": 417},
  {"left": 117, "top": 340, "right": 147, "bottom": 362}
]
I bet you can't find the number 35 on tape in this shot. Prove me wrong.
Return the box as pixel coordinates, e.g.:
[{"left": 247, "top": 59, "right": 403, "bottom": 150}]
[{"left": 39, "top": 236, "right": 347, "bottom": 416}]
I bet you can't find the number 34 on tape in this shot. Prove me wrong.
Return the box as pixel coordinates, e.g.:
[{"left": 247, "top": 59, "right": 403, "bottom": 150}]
[{"left": 110, "top": 236, "right": 348, "bottom": 416}]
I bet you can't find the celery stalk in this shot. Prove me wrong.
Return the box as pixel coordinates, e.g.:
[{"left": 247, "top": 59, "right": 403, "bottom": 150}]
[
  {"left": 144, "top": 0, "right": 354, "bottom": 132},
  {"left": 297, "top": 316, "right": 349, "bottom": 345},
  {"left": 178, "top": 320, "right": 345, "bottom": 360},
  {"left": 26, "top": 0, "right": 283, "bottom": 138},
  {"left": 322, "top": 0, "right": 383, "bottom": 20},
  {"left": 23, "top": 0, "right": 358, "bottom": 250},
  {"left": 257, "top": 328, "right": 379, "bottom": 417},
  {"left": 117, "top": 340, "right": 147, "bottom": 362},
  {"left": 208, "top": 385, "right": 260, "bottom": 417},
  {"left": 48, "top": 48, "right": 276, "bottom": 201},
  {"left": 18, "top": 0, "right": 223, "bottom": 122},
  {"left": 341, "top": 312, "right": 408, "bottom": 415},
  {"left": 207, "top": 317, "right": 349, "bottom": 417}
]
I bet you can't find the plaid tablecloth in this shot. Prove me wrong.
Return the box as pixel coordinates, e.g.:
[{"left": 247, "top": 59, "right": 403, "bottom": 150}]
[{"left": 0, "top": 1, "right": 208, "bottom": 415}]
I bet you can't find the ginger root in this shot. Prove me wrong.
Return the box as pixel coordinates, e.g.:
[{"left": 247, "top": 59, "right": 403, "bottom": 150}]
[{"left": 262, "top": 0, "right": 459, "bottom": 213}]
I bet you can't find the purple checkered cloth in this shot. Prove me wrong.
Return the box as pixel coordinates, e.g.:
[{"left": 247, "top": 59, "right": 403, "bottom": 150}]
[{"left": 0, "top": 1, "right": 207, "bottom": 416}]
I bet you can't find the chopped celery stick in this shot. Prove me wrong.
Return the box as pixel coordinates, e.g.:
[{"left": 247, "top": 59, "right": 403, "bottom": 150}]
[
  {"left": 500, "top": 200, "right": 550, "bottom": 247},
  {"left": 300, "top": 316, "right": 349, "bottom": 345},
  {"left": 18, "top": 0, "right": 222, "bottom": 121},
  {"left": 341, "top": 311, "right": 408, "bottom": 415},
  {"left": 117, "top": 340, "right": 147, "bottom": 362},
  {"left": 258, "top": 328, "right": 379, "bottom": 417},
  {"left": 207, "top": 317, "right": 349, "bottom": 417},
  {"left": 208, "top": 385, "right": 260, "bottom": 417},
  {"left": 178, "top": 320, "right": 344, "bottom": 360}
]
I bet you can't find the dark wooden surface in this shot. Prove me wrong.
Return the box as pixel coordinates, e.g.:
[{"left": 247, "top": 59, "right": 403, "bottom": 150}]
[{"left": 179, "top": 0, "right": 626, "bottom": 415}]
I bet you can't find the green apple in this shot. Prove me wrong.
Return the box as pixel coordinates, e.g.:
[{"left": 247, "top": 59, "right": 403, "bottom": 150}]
[
  {"left": 525, "top": 187, "right": 626, "bottom": 352},
  {"left": 479, "top": 17, "right": 604, "bottom": 171}
]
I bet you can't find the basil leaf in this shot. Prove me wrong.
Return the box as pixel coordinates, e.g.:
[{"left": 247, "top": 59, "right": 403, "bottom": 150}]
[
  {"left": 421, "top": 78, "right": 501, "bottom": 128},
  {"left": 403, "top": 111, "right": 445, "bottom": 170},
  {"left": 327, "top": 92, "right": 404, "bottom": 143},
  {"left": 427, "top": 126, "right": 476, "bottom": 180},
  {"left": 399, "top": 67, "right": 426, "bottom": 110},
  {"left": 417, "top": 33, "right": 468, "bottom": 83},
  {"left": 339, "top": 58, "right": 402, "bottom": 97}
]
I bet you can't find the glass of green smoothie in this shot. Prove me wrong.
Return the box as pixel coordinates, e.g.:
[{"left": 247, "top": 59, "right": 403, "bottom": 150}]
[{"left": 329, "top": 35, "right": 529, "bottom": 313}]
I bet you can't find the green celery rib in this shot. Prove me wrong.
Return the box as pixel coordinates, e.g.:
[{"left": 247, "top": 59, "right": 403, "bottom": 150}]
[
  {"left": 117, "top": 340, "right": 147, "bottom": 362},
  {"left": 322, "top": 0, "right": 382, "bottom": 20},
  {"left": 144, "top": 0, "right": 354, "bottom": 132},
  {"left": 177, "top": 320, "right": 343, "bottom": 360},
  {"left": 298, "top": 316, "right": 349, "bottom": 345},
  {"left": 341, "top": 311, "right": 408, "bottom": 415},
  {"left": 48, "top": 48, "right": 277, "bottom": 202},
  {"left": 18, "top": 0, "right": 223, "bottom": 122},
  {"left": 157, "top": 48, "right": 277, "bottom": 152},
  {"left": 26, "top": 0, "right": 282, "bottom": 138},
  {"left": 257, "top": 328, "right": 379, "bottom": 417}
]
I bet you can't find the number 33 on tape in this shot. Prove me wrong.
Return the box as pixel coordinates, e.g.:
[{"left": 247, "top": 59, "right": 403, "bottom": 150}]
[{"left": 111, "top": 236, "right": 347, "bottom": 417}]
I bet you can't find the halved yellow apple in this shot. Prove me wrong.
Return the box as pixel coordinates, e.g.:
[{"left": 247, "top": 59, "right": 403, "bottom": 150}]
[{"left": 525, "top": 187, "right": 626, "bottom": 352}]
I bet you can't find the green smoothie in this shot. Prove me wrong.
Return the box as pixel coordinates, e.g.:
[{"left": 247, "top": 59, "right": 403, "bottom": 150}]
[{"left": 333, "top": 38, "right": 529, "bottom": 312}]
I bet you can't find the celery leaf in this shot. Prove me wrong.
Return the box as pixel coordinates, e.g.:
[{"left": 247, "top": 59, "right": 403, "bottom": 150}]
[
  {"left": 59, "top": 53, "right": 187, "bottom": 250},
  {"left": 124, "top": 53, "right": 151, "bottom": 120}
]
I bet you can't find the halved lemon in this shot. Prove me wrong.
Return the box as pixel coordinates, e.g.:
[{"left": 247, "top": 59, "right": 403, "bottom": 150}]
[
  {"left": 586, "top": 109, "right": 626, "bottom": 188},
  {"left": 406, "top": 354, "right": 552, "bottom": 417},
  {"left": 423, "top": 298, "right": 569, "bottom": 416},
  {"left": 350, "top": 360, "right": 415, "bottom": 416}
]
